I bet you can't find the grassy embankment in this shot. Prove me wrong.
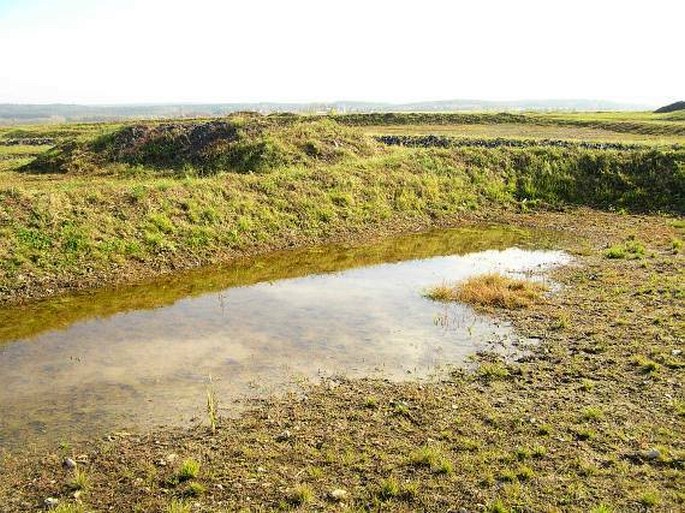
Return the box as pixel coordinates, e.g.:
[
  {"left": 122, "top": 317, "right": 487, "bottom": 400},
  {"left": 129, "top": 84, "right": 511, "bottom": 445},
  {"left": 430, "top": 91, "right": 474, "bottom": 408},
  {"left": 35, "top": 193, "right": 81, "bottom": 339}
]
[
  {"left": 0, "top": 113, "right": 683, "bottom": 304},
  {"left": 0, "top": 112, "right": 683, "bottom": 511}
]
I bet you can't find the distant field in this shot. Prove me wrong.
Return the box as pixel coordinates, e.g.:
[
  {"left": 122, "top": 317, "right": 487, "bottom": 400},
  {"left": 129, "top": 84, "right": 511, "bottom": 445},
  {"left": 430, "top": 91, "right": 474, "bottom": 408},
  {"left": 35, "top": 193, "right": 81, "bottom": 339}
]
[{"left": 360, "top": 123, "right": 685, "bottom": 144}]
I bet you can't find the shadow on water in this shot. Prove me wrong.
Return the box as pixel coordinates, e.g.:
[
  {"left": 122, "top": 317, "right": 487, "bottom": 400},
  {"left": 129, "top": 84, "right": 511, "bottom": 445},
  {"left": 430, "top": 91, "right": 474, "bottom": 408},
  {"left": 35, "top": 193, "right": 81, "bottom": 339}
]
[{"left": 0, "top": 225, "right": 570, "bottom": 450}]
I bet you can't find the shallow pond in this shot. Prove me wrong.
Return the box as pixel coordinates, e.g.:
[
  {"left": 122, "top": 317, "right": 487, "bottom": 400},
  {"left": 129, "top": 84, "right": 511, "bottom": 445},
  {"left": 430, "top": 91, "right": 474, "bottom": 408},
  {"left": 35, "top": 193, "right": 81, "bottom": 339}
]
[{"left": 0, "top": 226, "right": 570, "bottom": 449}]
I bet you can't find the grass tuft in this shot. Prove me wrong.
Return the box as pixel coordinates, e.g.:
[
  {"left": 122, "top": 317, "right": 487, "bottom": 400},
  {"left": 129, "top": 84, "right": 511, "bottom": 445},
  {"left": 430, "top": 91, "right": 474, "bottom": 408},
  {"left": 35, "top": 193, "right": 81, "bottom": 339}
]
[
  {"left": 178, "top": 459, "right": 200, "bottom": 482},
  {"left": 166, "top": 500, "right": 191, "bottom": 513},
  {"left": 605, "top": 239, "right": 645, "bottom": 259},
  {"left": 426, "top": 273, "right": 547, "bottom": 309},
  {"left": 288, "top": 484, "right": 314, "bottom": 506},
  {"left": 409, "top": 445, "right": 453, "bottom": 474}
]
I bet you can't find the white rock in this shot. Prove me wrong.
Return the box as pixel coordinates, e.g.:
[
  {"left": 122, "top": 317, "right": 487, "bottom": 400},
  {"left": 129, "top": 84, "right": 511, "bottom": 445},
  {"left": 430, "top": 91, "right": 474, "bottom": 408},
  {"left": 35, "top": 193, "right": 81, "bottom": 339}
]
[
  {"left": 44, "top": 497, "right": 59, "bottom": 508},
  {"left": 330, "top": 489, "right": 348, "bottom": 501}
]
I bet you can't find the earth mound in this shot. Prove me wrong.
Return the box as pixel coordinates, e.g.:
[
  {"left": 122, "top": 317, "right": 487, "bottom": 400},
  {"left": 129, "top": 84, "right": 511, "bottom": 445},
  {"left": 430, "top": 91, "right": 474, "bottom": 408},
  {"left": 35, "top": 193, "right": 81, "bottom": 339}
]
[
  {"left": 654, "top": 101, "right": 685, "bottom": 114},
  {"left": 28, "top": 116, "right": 380, "bottom": 175}
]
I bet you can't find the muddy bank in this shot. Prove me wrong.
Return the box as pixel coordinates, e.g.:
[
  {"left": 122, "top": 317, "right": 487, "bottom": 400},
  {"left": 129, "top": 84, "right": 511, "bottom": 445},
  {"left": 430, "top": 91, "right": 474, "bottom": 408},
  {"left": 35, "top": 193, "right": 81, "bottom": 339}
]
[{"left": 1, "top": 211, "right": 683, "bottom": 512}]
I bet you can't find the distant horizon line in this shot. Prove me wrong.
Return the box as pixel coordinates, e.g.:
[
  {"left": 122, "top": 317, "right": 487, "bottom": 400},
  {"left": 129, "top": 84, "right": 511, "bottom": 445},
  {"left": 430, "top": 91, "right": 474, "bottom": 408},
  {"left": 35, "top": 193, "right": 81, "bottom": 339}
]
[{"left": 0, "top": 98, "right": 666, "bottom": 108}]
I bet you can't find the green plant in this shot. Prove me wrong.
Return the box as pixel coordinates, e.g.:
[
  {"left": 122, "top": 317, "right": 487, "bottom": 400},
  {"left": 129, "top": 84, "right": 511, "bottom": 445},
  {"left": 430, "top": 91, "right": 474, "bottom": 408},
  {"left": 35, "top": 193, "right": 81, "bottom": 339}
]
[
  {"left": 178, "top": 459, "right": 200, "bottom": 481},
  {"left": 186, "top": 481, "right": 206, "bottom": 497},
  {"left": 639, "top": 490, "right": 660, "bottom": 507},
  {"left": 575, "top": 428, "right": 595, "bottom": 441},
  {"left": 363, "top": 396, "right": 378, "bottom": 409},
  {"left": 605, "top": 239, "right": 645, "bottom": 259},
  {"left": 53, "top": 504, "right": 86, "bottom": 513},
  {"left": 166, "top": 500, "right": 191, "bottom": 513},
  {"left": 409, "top": 445, "right": 453, "bottom": 474},
  {"left": 633, "top": 355, "right": 659, "bottom": 374},
  {"left": 69, "top": 468, "right": 90, "bottom": 491},
  {"left": 378, "top": 477, "right": 401, "bottom": 500},
  {"left": 288, "top": 484, "right": 314, "bottom": 506},
  {"left": 487, "top": 500, "right": 510, "bottom": 513},
  {"left": 582, "top": 407, "right": 604, "bottom": 421}
]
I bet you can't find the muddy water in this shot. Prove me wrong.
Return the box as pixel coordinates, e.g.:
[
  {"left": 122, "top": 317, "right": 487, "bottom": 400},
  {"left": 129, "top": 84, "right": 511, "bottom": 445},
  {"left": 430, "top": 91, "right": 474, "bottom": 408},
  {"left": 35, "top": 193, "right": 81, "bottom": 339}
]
[{"left": 0, "top": 226, "right": 570, "bottom": 449}]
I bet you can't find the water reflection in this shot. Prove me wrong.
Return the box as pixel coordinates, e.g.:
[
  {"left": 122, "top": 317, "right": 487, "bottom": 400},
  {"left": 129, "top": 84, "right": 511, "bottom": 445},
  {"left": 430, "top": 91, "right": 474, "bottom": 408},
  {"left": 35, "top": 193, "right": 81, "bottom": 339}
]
[{"left": 0, "top": 226, "right": 569, "bottom": 449}]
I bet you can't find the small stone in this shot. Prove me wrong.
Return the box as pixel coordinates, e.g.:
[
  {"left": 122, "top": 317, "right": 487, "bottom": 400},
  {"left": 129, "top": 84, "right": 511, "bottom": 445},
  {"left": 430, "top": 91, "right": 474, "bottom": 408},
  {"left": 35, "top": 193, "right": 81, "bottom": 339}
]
[
  {"left": 73, "top": 490, "right": 81, "bottom": 500},
  {"left": 329, "top": 488, "right": 348, "bottom": 501},
  {"left": 44, "top": 497, "right": 59, "bottom": 508},
  {"left": 672, "top": 349, "right": 682, "bottom": 356},
  {"left": 216, "top": 484, "right": 224, "bottom": 491},
  {"left": 256, "top": 467, "right": 266, "bottom": 473},
  {"left": 275, "top": 430, "right": 291, "bottom": 442},
  {"left": 62, "top": 458, "right": 77, "bottom": 470},
  {"left": 645, "top": 448, "right": 661, "bottom": 460}
]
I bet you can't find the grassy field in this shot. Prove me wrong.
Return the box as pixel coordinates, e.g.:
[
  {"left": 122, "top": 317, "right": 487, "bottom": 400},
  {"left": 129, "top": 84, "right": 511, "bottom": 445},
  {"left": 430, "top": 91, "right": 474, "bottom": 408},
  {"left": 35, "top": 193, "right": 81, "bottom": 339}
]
[
  {"left": 0, "top": 111, "right": 683, "bottom": 512},
  {"left": 0, "top": 112, "right": 683, "bottom": 304}
]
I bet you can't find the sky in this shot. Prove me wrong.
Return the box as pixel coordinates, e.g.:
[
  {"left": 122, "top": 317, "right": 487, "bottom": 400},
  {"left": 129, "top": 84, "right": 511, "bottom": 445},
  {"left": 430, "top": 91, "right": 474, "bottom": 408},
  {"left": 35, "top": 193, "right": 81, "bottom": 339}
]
[{"left": 0, "top": 0, "right": 683, "bottom": 106}]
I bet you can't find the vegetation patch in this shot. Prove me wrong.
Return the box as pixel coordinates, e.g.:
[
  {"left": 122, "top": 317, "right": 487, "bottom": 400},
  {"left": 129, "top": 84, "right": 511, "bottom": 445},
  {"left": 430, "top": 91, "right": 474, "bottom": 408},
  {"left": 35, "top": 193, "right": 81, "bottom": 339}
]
[
  {"left": 426, "top": 273, "right": 547, "bottom": 309},
  {"left": 27, "top": 116, "right": 380, "bottom": 175}
]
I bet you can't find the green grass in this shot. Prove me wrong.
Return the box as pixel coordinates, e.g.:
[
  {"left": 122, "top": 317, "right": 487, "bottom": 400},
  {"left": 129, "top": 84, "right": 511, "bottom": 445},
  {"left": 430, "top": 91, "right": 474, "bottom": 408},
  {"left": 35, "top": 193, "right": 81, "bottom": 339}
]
[
  {"left": 178, "top": 459, "right": 200, "bottom": 481},
  {"left": 52, "top": 504, "right": 87, "bottom": 513},
  {"left": 288, "top": 484, "right": 314, "bottom": 506},
  {"left": 69, "top": 468, "right": 90, "bottom": 491},
  {"left": 166, "top": 500, "right": 191, "bottom": 513},
  {"left": 605, "top": 238, "right": 646, "bottom": 259},
  {"left": 409, "top": 445, "right": 454, "bottom": 474},
  {"left": 1, "top": 115, "right": 683, "bottom": 303}
]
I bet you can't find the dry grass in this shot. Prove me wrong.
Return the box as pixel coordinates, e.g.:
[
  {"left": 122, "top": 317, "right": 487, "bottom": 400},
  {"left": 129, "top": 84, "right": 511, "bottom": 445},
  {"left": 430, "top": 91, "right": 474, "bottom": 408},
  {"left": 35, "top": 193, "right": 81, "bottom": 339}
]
[{"left": 426, "top": 273, "right": 547, "bottom": 309}]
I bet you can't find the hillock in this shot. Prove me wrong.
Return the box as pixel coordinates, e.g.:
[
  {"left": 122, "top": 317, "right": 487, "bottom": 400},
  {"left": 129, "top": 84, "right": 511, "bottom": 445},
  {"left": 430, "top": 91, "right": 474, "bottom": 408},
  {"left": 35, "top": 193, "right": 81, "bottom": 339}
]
[{"left": 654, "top": 101, "right": 685, "bottom": 114}]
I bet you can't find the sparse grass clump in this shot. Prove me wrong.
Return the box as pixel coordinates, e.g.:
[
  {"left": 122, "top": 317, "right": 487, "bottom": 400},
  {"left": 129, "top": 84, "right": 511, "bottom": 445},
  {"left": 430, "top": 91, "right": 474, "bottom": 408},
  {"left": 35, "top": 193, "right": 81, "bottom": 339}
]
[
  {"left": 288, "top": 484, "right": 314, "bottom": 506},
  {"left": 582, "top": 406, "right": 604, "bottom": 421},
  {"left": 639, "top": 490, "right": 660, "bottom": 507},
  {"left": 378, "top": 478, "right": 401, "bottom": 500},
  {"left": 605, "top": 238, "right": 646, "bottom": 259},
  {"left": 488, "top": 500, "right": 510, "bottom": 513},
  {"left": 178, "top": 459, "right": 200, "bottom": 481},
  {"left": 166, "top": 500, "right": 192, "bottom": 513},
  {"left": 409, "top": 445, "right": 453, "bottom": 474},
  {"left": 426, "top": 273, "right": 547, "bottom": 309},
  {"left": 53, "top": 504, "right": 86, "bottom": 513},
  {"left": 633, "top": 355, "right": 660, "bottom": 374},
  {"left": 185, "top": 482, "right": 206, "bottom": 497},
  {"left": 69, "top": 469, "right": 90, "bottom": 491}
]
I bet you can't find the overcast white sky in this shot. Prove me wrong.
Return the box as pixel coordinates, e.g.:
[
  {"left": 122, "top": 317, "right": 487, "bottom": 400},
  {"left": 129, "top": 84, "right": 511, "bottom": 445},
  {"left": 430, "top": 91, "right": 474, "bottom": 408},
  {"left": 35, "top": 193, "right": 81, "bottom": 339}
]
[{"left": 0, "top": 0, "right": 682, "bottom": 106}]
